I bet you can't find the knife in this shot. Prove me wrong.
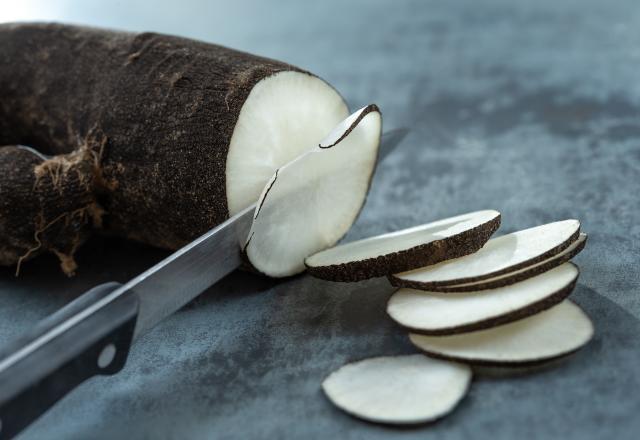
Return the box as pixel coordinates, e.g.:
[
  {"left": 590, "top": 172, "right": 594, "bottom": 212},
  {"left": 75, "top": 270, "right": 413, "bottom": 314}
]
[{"left": 0, "top": 128, "right": 409, "bottom": 439}]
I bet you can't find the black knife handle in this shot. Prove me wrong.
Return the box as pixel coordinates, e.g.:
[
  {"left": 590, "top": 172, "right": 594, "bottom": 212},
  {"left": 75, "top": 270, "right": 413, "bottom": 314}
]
[{"left": 0, "top": 282, "right": 139, "bottom": 439}]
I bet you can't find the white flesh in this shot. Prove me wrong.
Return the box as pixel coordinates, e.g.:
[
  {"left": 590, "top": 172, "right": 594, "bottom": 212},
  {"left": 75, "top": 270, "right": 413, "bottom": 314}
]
[
  {"left": 441, "top": 233, "right": 587, "bottom": 291},
  {"left": 305, "top": 210, "right": 500, "bottom": 267},
  {"left": 388, "top": 263, "right": 578, "bottom": 334},
  {"left": 322, "top": 354, "right": 471, "bottom": 424},
  {"left": 226, "top": 71, "right": 349, "bottom": 216},
  {"left": 245, "top": 105, "right": 381, "bottom": 277},
  {"left": 409, "top": 300, "right": 594, "bottom": 365},
  {"left": 393, "top": 219, "right": 580, "bottom": 287}
]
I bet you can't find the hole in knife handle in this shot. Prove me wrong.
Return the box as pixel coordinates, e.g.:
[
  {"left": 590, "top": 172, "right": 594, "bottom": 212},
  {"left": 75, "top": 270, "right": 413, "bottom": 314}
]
[{"left": 97, "top": 343, "right": 117, "bottom": 369}]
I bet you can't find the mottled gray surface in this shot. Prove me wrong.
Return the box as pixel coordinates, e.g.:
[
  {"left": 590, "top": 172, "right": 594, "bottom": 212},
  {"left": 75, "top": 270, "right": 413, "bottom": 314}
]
[{"left": 1, "top": 0, "right": 640, "bottom": 438}]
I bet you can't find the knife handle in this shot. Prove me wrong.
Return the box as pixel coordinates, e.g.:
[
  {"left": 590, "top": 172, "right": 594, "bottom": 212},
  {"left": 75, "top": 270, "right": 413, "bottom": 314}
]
[{"left": 0, "top": 282, "right": 138, "bottom": 439}]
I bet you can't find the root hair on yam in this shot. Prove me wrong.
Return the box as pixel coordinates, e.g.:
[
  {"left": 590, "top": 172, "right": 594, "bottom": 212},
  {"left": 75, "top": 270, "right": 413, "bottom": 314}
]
[{"left": 0, "top": 23, "right": 351, "bottom": 273}]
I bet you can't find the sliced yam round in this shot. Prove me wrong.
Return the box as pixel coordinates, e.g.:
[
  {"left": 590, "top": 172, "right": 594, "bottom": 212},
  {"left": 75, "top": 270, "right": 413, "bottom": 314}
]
[
  {"left": 390, "top": 219, "right": 580, "bottom": 290},
  {"left": 322, "top": 354, "right": 471, "bottom": 425},
  {"left": 430, "top": 233, "right": 587, "bottom": 293},
  {"left": 409, "top": 300, "right": 594, "bottom": 366},
  {"left": 305, "top": 210, "right": 501, "bottom": 282},
  {"left": 387, "top": 263, "right": 579, "bottom": 335},
  {"left": 226, "top": 71, "right": 350, "bottom": 216},
  {"left": 244, "top": 105, "right": 382, "bottom": 277}
]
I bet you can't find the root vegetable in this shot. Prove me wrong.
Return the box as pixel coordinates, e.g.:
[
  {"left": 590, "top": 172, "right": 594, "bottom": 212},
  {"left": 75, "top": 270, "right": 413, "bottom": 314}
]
[
  {"left": 244, "top": 105, "right": 381, "bottom": 277},
  {"left": 322, "top": 354, "right": 471, "bottom": 424},
  {"left": 0, "top": 146, "right": 96, "bottom": 275},
  {"left": 432, "top": 233, "right": 587, "bottom": 293},
  {"left": 390, "top": 219, "right": 580, "bottom": 290},
  {"left": 409, "top": 300, "right": 594, "bottom": 366},
  {"left": 305, "top": 210, "right": 501, "bottom": 282},
  {"left": 387, "top": 263, "right": 578, "bottom": 335},
  {"left": 0, "top": 23, "right": 348, "bottom": 274}
]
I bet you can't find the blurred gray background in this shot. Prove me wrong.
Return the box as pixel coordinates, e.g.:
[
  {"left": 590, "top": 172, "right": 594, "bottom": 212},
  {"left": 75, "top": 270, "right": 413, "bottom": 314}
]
[{"left": 1, "top": 0, "right": 639, "bottom": 439}]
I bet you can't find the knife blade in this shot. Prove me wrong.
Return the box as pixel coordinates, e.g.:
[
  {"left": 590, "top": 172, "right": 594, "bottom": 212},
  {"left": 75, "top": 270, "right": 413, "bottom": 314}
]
[
  {"left": 0, "top": 127, "right": 409, "bottom": 439},
  {"left": 131, "top": 127, "right": 409, "bottom": 339}
]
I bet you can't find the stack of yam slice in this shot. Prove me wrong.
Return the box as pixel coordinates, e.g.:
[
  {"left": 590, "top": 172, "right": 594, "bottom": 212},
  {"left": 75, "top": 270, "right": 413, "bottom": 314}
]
[{"left": 307, "top": 213, "right": 593, "bottom": 425}]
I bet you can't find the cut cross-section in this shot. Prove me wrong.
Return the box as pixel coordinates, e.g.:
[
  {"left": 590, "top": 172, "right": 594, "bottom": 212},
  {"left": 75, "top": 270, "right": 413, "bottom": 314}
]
[
  {"left": 390, "top": 219, "right": 580, "bottom": 290},
  {"left": 388, "top": 263, "right": 579, "bottom": 335},
  {"left": 305, "top": 210, "right": 501, "bottom": 282},
  {"left": 226, "top": 71, "right": 349, "bottom": 216},
  {"left": 244, "top": 105, "right": 382, "bottom": 277},
  {"left": 322, "top": 354, "right": 471, "bottom": 425},
  {"left": 431, "top": 233, "right": 587, "bottom": 292},
  {"left": 409, "top": 300, "right": 594, "bottom": 366}
]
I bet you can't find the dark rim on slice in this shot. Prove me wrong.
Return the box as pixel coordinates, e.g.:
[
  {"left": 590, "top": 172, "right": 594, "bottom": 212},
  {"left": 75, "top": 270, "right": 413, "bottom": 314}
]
[
  {"left": 390, "top": 220, "right": 581, "bottom": 289},
  {"left": 426, "top": 233, "right": 587, "bottom": 293},
  {"left": 408, "top": 300, "right": 594, "bottom": 367},
  {"left": 388, "top": 263, "right": 579, "bottom": 336},
  {"left": 305, "top": 211, "right": 501, "bottom": 282}
]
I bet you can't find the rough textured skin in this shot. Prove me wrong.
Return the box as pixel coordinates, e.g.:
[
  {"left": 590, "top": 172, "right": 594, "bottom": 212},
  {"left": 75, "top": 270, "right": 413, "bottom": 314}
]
[
  {"left": 389, "top": 227, "right": 580, "bottom": 289},
  {"left": 0, "top": 23, "right": 301, "bottom": 273},
  {"left": 0, "top": 147, "right": 98, "bottom": 275},
  {"left": 306, "top": 214, "right": 501, "bottom": 282},
  {"left": 395, "top": 274, "right": 578, "bottom": 336},
  {"left": 428, "top": 235, "right": 587, "bottom": 293},
  {"left": 1, "top": 2, "right": 638, "bottom": 439}
]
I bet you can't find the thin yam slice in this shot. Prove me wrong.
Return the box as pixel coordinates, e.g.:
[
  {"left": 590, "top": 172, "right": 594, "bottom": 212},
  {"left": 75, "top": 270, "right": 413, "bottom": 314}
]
[
  {"left": 390, "top": 219, "right": 580, "bottom": 290},
  {"left": 409, "top": 300, "right": 594, "bottom": 366},
  {"left": 430, "top": 233, "right": 587, "bottom": 292},
  {"left": 388, "top": 263, "right": 579, "bottom": 335},
  {"left": 244, "top": 105, "right": 381, "bottom": 277},
  {"left": 322, "top": 354, "right": 471, "bottom": 425},
  {"left": 305, "top": 210, "right": 501, "bottom": 282}
]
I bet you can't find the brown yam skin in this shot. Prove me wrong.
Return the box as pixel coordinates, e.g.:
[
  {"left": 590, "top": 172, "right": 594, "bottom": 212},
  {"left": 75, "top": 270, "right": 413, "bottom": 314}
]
[
  {"left": 0, "top": 23, "right": 302, "bottom": 274},
  {"left": 0, "top": 147, "right": 99, "bottom": 275},
  {"left": 306, "top": 215, "right": 501, "bottom": 282},
  {"left": 395, "top": 274, "right": 578, "bottom": 336},
  {"left": 421, "top": 235, "right": 587, "bottom": 293}
]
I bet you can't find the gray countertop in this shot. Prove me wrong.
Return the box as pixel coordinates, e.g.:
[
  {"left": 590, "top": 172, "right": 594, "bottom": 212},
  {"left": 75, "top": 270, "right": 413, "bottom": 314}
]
[{"left": 1, "top": 0, "right": 639, "bottom": 438}]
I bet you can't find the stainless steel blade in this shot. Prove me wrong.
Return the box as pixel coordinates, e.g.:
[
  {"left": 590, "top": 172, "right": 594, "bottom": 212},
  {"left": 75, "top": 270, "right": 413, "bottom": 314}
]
[{"left": 128, "top": 204, "right": 255, "bottom": 339}]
